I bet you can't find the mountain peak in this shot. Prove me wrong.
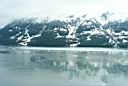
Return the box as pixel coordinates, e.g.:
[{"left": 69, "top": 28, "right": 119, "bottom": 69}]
[{"left": 0, "top": 13, "right": 128, "bottom": 48}]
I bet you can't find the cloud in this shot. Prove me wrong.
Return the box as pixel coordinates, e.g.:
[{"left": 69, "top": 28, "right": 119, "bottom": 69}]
[{"left": 0, "top": 0, "right": 128, "bottom": 27}]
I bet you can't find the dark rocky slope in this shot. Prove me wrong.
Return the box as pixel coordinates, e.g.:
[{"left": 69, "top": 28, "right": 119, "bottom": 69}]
[{"left": 0, "top": 13, "right": 128, "bottom": 48}]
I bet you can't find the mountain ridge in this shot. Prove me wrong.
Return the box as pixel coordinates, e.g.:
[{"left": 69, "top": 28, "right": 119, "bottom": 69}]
[{"left": 0, "top": 13, "right": 128, "bottom": 48}]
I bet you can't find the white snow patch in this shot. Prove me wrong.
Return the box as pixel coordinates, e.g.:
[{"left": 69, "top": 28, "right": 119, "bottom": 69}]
[
  {"left": 9, "top": 30, "right": 13, "bottom": 32},
  {"left": 121, "top": 30, "right": 128, "bottom": 35},
  {"left": 10, "top": 36, "right": 15, "bottom": 40},
  {"left": 114, "top": 32, "right": 121, "bottom": 36},
  {"left": 106, "top": 29, "right": 113, "bottom": 34},
  {"left": 60, "top": 28, "right": 67, "bottom": 32},
  {"left": 87, "top": 36, "right": 91, "bottom": 41},
  {"left": 119, "top": 36, "right": 127, "bottom": 39},
  {"left": 54, "top": 27, "right": 58, "bottom": 31},
  {"left": 67, "top": 25, "right": 76, "bottom": 39},
  {"left": 17, "top": 35, "right": 24, "bottom": 41},
  {"left": 123, "top": 39, "right": 128, "bottom": 43},
  {"left": 55, "top": 33, "right": 62, "bottom": 38}
]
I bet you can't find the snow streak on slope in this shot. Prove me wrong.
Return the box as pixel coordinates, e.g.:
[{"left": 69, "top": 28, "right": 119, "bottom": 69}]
[{"left": 0, "top": 13, "right": 128, "bottom": 48}]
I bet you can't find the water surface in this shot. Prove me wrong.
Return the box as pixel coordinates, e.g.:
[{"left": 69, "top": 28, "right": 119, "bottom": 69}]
[{"left": 0, "top": 46, "right": 128, "bottom": 86}]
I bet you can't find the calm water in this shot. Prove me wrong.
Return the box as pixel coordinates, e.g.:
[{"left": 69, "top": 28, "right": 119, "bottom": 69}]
[{"left": 0, "top": 46, "right": 128, "bottom": 86}]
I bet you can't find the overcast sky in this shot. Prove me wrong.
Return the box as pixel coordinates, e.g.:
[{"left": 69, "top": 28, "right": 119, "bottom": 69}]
[{"left": 0, "top": 0, "right": 128, "bottom": 27}]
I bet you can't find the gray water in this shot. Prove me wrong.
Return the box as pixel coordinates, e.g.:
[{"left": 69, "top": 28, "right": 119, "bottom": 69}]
[{"left": 0, "top": 46, "right": 128, "bottom": 86}]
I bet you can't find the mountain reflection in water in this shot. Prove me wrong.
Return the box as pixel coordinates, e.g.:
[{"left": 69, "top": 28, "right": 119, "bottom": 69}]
[{"left": 0, "top": 46, "right": 128, "bottom": 86}]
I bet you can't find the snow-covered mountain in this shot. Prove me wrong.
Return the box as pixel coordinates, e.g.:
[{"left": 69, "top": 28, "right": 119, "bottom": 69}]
[{"left": 0, "top": 13, "right": 128, "bottom": 48}]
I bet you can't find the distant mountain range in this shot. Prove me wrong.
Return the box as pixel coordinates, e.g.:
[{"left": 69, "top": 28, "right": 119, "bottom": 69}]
[{"left": 0, "top": 13, "right": 128, "bottom": 48}]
